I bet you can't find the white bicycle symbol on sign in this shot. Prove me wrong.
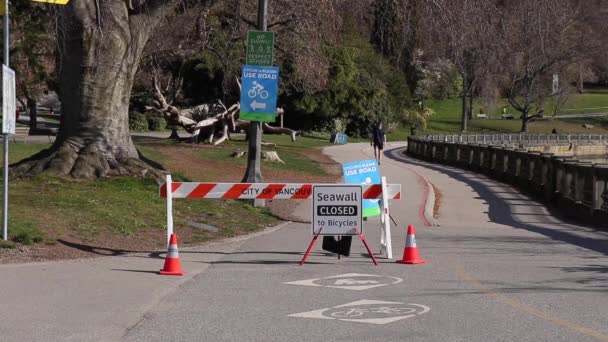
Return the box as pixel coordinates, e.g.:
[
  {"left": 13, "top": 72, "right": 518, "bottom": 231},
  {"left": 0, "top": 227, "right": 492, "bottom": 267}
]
[
  {"left": 248, "top": 81, "right": 269, "bottom": 99},
  {"left": 328, "top": 306, "right": 417, "bottom": 318}
]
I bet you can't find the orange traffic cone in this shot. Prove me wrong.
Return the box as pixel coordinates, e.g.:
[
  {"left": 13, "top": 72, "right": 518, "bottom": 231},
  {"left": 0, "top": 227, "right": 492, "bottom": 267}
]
[
  {"left": 160, "top": 234, "right": 184, "bottom": 276},
  {"left": 396, "top": 225, "right": 426, "bottom": 264}
]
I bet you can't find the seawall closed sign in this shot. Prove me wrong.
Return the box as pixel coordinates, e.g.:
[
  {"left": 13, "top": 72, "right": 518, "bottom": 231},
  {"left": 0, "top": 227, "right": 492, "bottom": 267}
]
[{"left": 313, "top": 185, "right": 362, "bottom": 236}]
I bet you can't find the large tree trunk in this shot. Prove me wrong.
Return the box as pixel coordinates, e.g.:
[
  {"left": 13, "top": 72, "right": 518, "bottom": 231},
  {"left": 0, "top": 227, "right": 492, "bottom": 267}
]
[
  {"left": 12, "top": 0, "right": 174, "bottom": 180},
  {"left": 27, "top": 97, "right": 37, "bottom": 132},
  {"left": 520, "top": 111, "right": 530, "bottom": 133},
  {"left": 468, "top": 92, "right": 473, "bottom": 120}
]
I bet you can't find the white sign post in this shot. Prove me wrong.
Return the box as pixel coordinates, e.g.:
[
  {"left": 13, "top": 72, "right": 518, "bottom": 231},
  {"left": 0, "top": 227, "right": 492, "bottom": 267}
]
[
  {"left": 2, "top": 0, "right": 10, "bottom": 241},
  {"left": 380, "top": 176, "right": 393, "bottom": 259},
  {"left": 312, "top": 185, "right": 362, "bottom": 236},
  {"left": 2, "top": 64, "right": 16, "bottom": 134}
]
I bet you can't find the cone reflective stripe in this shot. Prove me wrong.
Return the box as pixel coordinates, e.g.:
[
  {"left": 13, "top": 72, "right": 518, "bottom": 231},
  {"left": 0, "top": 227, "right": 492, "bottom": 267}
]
[
  {"left": 396, "top": 225, "right": 426, "bottom": 264},
  {"left": 166, "top": 244, "right": 179, "bottom": 258},
  {"left": 406, "top": 234, "right": 416, "bottom": 248},
  {"left": 160, "top": 234, "right": 184, "bottom": 276}
]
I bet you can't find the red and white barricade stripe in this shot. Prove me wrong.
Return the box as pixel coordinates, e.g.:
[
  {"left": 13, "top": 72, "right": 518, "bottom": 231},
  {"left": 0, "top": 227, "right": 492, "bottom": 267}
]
[{"left": 160, "top": 182, "right": 401, "bottom": 200}]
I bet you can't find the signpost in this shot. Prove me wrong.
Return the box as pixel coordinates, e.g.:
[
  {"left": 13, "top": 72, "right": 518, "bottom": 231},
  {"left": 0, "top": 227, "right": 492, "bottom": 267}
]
[
  {"left": 2, "top": 0, "right": 8, "bottom": 240},
  {"left": 242, "top": 0, "right": 270, "bottom": 201},
  {"left": 246, "top": 31, "right": 274, "bottom": 66},
  {"left": 240, "top": 65, "right": 279, "bottom": 122},
  {"left": 2, "top": 65, "right": 15, "bottom": 135},
  {"left": 1, "top": 0, "right": 70, "bottom": 240}
]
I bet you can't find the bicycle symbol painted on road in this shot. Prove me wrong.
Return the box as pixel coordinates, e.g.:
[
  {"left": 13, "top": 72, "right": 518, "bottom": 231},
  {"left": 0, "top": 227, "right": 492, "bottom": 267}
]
[
  {"left": 247, "top": 81, "right": 269, "bottom": 99},
  {"left": 288, "top": 300, "right": 430, "bottom": 325},
  {"left": 326, "top": 306, "right": 418, "bottom": 319},
  {"left": 284, "top": 273, "right": 402, "bottom": 291}
]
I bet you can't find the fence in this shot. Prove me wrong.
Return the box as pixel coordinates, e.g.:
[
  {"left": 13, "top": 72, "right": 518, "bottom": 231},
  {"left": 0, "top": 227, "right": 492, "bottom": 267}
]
[
  {"left": 407, "top": 136, "right": 608, "bottom": 229},
  {"left": 419, "top": 133, "right": 608, "bottom": 147}
]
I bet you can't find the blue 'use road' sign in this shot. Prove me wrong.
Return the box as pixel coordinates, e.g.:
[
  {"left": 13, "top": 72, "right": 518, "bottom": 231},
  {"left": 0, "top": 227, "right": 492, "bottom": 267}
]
[{"left": 240, "top": 65, "right": 279, "bottom": 122}]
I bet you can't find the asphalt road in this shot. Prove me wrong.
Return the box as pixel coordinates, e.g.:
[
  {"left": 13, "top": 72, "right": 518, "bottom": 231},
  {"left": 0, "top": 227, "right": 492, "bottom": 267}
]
[{"left": 124, "top": 143, "right": 608, "bottom": 342}]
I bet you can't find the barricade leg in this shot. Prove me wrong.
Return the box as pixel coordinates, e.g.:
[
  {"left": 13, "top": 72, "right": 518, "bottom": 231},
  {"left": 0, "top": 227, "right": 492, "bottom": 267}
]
[
  {"left": 356, "top": 228, "right": 378, "bottom": 266},
  {"left": 379, "top": 217, "right": 386, "bottom": 255},
  {"left": 381, "top": 177, "right": 393, "bottom": 259},
  {"left": 300, "top": 228, "right": 323, "bottom": 266}
]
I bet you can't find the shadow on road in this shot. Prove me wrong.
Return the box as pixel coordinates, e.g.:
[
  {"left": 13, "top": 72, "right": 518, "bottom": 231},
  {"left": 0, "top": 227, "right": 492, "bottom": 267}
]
[
  {"left": 58, "top": 240, "right": 347, "bottom": 264},
  {"left": 384, "top": 147, "right": 608, "bottom": 257}
]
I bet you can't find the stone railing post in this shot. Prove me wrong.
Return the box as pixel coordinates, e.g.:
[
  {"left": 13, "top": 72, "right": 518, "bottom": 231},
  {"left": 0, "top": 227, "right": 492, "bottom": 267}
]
[
  {"left": 446, "top": 143, "right": 457, "bottom": 164},
  {"left": 592, "top": 164, "right": 608, "bottom": 211},
  {"left": 553, "top": 157, "right": 573, "bottom": 198},
  {"left": 525, "top": 151, "right": 541, "bottom": 192},
  {"left": 496, "top": 147, "right": 513, "bottom": 180},
  {"left": 480, "top": 145, "right": 491, "bottom": 174},
  {"left": 488, "top": 146, "right": 499, "bottom": 175},
  {"left": 455, "top": 143, "right": 463, "bottom": 165},
  {"left": 407, "top": 137, "right": 413, "bottom": 154},
  {"left": 509, "top": 148, "right": 527, "bottom": 184},
  {"left": 574, "top": 162, "right": 593, "bottom": 204},
  {"left": 470, "top": 144, "right": 481, "bottom": 170},
  {"left": 540, "top": 153, "right": 554, "bottom": 201},
  {"left": 415, "top": 139, "right": 423, "bottom": 155},
  {"left": 562, "top": 161, "right": 579, "bottom": 200}
]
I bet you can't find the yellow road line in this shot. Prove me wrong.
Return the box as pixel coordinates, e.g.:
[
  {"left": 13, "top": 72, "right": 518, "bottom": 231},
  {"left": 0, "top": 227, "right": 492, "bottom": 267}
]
[{"left": 453, "top": 262, "right": 608, "bottom": 341}]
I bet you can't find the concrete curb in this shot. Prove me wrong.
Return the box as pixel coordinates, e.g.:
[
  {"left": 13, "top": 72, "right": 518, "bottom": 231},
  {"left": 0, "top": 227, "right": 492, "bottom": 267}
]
[
  {"left": 383, "top": 145, "right": 440, "bottom": 227},
  {"left": 348, "top": 142, "right": 440, "bottom": 227},
  {"left": 421, "top": 173, "right": 440, "bottom": 227}
]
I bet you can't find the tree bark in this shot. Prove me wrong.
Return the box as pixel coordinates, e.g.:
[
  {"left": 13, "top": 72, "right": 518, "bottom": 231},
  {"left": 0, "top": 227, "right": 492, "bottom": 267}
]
[
  {"left": 521, "top": 111, "right": 529, "bottom": 133},
  {"left": 460, "top": 76, "right": 469, "bottom": 132},
  {"left": 468, "top": 92, "right": 473, "bottom": 120},
  {"left": 12, "top": 0, "right": 174, "bottom": 180},
  {"left": 27, "top": 98, "right": 37, "bottom": 132}
]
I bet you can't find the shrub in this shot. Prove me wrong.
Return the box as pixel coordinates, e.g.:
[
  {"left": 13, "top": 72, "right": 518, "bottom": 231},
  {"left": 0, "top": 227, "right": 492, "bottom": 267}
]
[
  {"left": 14, "top": 232, "right": 33, "bottom": 245},
  {"left": 0, "top": 240, "right": 15, "bottom": 249},
  {"left": 11, "top": 221, "right": 44, "bottom": 246},
  {"left": 400, "top": 106, "right": 436, "bottom": 130},
  {"left": 147, "top": 115, "right": 167, "bottom": 131},
  {"left": 130, "top": 90, "right": 154, "bottom": 113},
  {"left": 129, "top": 111, "right": 148, "bottom": 131}
]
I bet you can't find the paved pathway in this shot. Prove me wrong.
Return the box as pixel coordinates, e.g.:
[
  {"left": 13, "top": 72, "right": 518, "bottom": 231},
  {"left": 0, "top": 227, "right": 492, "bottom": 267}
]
[
  {"left": 0, "top": 142, "right": 606, "bottom": 342},
  {"left": 123, "top": 143, "right": 608, "bottom": 342}
]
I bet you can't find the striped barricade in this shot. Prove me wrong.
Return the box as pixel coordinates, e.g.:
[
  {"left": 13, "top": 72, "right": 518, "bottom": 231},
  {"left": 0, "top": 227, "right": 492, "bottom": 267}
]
[
  {"left": 160, "top": 182, "right": 401, "bottom": 200},
  {"left": 160, "top": 175, "right": 402, "bottom": 259}
]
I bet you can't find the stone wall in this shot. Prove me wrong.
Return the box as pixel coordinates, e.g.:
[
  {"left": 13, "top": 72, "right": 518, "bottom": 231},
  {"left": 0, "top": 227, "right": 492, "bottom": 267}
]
[{"left": 407, "top": 136, "right": 608, "bottom": 229}]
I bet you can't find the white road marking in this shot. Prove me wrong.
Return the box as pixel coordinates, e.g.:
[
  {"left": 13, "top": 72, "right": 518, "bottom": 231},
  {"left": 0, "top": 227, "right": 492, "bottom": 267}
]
[
  {"left": 284, "top": 273, "right": 403, "bottom": 291},
  {"left": 288, "top": 300, "right": 430, "bottom": 325}
]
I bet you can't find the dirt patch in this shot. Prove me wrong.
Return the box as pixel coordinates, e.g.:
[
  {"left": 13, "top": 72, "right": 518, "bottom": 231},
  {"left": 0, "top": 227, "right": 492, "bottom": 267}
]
[
  {"left": 298, "top": 148, "right": 343, "bottom": 180},
  {"left": 0, "top": 229, "right": 168, "bottom": 264}
]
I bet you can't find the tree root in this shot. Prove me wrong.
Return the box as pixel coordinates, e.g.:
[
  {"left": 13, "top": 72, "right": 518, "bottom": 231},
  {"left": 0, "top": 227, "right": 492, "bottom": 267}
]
[{"left": 10, "top": 143, "right": 166, "bottom": 183}]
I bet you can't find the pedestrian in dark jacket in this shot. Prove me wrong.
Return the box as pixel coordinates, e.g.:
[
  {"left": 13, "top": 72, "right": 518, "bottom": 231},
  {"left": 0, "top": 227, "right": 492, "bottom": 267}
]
[{"left": 370, "top": 123, "right": 386, "bottom": 165}]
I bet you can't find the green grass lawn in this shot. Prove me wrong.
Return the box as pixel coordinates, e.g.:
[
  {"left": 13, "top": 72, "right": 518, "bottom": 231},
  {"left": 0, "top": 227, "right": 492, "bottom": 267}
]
[
  {"left": 1, "top": 143, "right": 280, "bottom": 251},
  {"left": 424, "top": 91, "right": 608, "bottom": 135},
  {"left": 0, "top": 135, "right": 344, "bottom": 254}
]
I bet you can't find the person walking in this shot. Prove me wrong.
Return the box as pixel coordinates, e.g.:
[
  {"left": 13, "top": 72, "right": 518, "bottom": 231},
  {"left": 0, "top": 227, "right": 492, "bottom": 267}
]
[{"left": 370, "top": 122, "right": 386, "bottom": 165}]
